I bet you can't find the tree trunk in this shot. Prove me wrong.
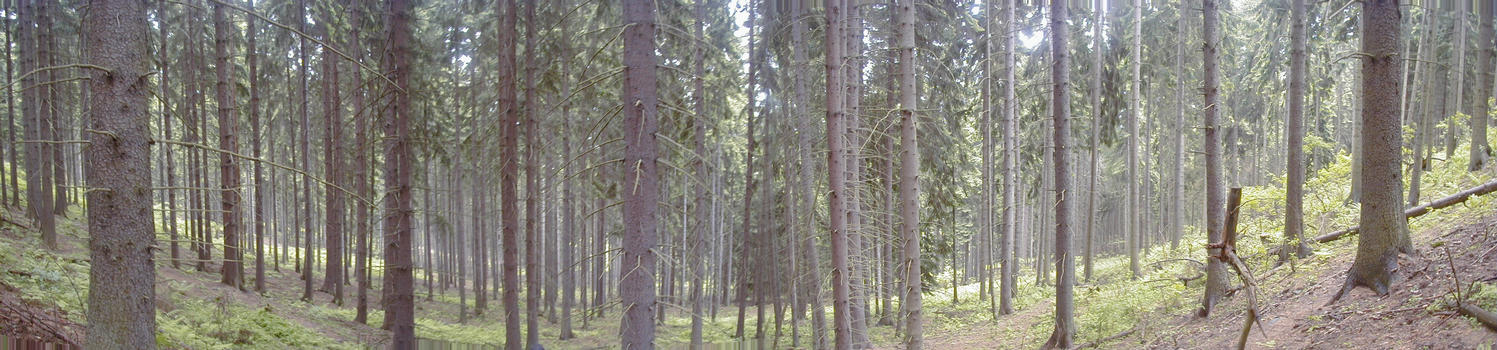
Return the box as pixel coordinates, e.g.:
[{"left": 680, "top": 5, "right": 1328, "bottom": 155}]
[
  {"left": 214, "top": 0, "right": 244, "bottom": 290},
  {"left": 1474, "top": 0, "right": 1493, "bottom": 171},
  {"left": 1086, "top": 0, "right": 1104, "bottom": 282},
  {"left": 1282, "top": 0, "right": 1312, "bottom": 261},
  {"left": 999, "top": 0, "right": 1017, "bottom": 316},
  {"left": 1043, "top": 0, "right": 1076, "bottom": 346},
  {"left": 620, "top": 0, "right": 661, "bottom": 347},
  {"left": 1127, "top": 0, "right": 1142, "bottom": 280},
  {"left": 561, "top": 3, "right": 577, "bottom": 338},
  {"left": 523, "top": 1, "right": 541, "bottom": 347},
  {"left": 84, "top": 1, "right": 154, "bottom": 347},
  {"left": 379, "top": 0, "right": 416, "bottom": 346},
  {"left": 298, "top": 0, "right": 315, "bottom": 303},
  {"left": 690, "top": 0, "right": 708, "bottom": 346},
  {"left": 1449, "top": 0, "right": 1467, "bottom": 159},
  {"left": 1336, "top": 0, "right": 1406, "bottom": 300},
  {"left": 1172, "top": 0, "right": 1186, "bottom": 251},
  {"left": 826, "top": 0, "right": 852, "bottom": 347},
  {"left": 1199, "top": 0, "right": 1228, "bottom": 317},
  {"left": 497, "top": 0, "right": 522, "bottom": 347},
  {"left": 896, "top": 0, "right": 922, "bottom": 347},
  {"left": 735, "top": 0, "right": 763, "bottom": 339},
  {"left": 320, "top": 24, "right": 346, "bottom": 304},
  {"left": 246, "top": 0, "right": 267, "bottom": 294}
]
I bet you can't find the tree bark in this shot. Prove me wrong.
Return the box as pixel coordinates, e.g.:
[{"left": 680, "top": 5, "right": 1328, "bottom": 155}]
[
  {"left": 1283, "top": 0, "right": 1312, "bottom": 261},
  {"left": 1043, "top": 0, "right": 1076, "bottom": 345},
  {"left": 620, "top": 0, "right": 661, "bottom": 347},
  {"left": 1474, "top": 0, "right": 1493, "bottom": 171},
  {"left": 496, "top": 0, "right": 522, "bottom": 347},
  {"left": 1199, "top": 0, "right": 1228, "bottom": 317},
  {"left": 690, "top": 0, "right": 708, "bottom": 346},
  {"left": 523, "top": 0, "right": 541, "bottom": 347},
  {"left": 246, "top": 0, "right": 267, "bottom": 294},
  {"left": 1128, "top": 0, "right": 1142, "bottom": 280},
  {"left": 999, "top": 0, "right": 1017, "bottom": 316},
  {"left": 1335, "top": 0, "right": 1406, "bottom": 301},
  {"left": 298, "top": 0, "right": 315, "bottom": 303},
  {"left": 380, "top": 0, "right": 416, "bottom": 346},
  {"left": 1086, "top": 0, "right": 1104, "bottom": 282},
  {"left": 826, "top": 0, "right": 852, "bottom": 348},
  {"left": 320, "top": 22, "right": 346, "bottom": 304},
  {"left": 214, "top": 0, "right": 244, "bottom": 290},
  {"left": 84, "top": 0, "right": 155, "bottom": 347},
  {"left": 896, "top": 0, "right": 922, "bottom": 347}
]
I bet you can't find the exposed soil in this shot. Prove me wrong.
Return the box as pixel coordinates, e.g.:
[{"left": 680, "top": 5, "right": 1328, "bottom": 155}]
[
  {"left": 0, "top": 281, "right": 83, "bottom": 347},
  {"left": 1142, "top": 214, "right": 1497, "bottom": 349}
]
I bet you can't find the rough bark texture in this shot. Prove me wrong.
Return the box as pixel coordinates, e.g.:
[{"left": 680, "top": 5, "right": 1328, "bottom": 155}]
[
  {"left": 896, "top": 0, "right": 923, "bottom": 347},
  {"left": 523, "top": 0, "right": 541, "bottom": 347},
  {"left": 497, "top": 0, "right": 521, "bottom": 347},
  {"left": 1338, "top": 0, "right": 1405, "bottom": 299},
  {"left": 320, "top": 28, "right": 345, "bottom": 304},
  {"left": 247, "top": 0, "right": 267, "bottom": 294},
  {"left": 380, "top": 0, "right": 416, "bottom": 346},
  {"left": 561, "top": 0, "right": 577, "bottom": 338},
  {"left": 1043, "top": 0, "right": 1075, "bottom": 346},
  {"left": 999, "top": 0, "right": 1016, "bottom": 316},
  {"left": 690, "top": 0, "right": 708, "bottom": 347},
  {"left": 84, "top": 0, "right": 156, "bottom": 347},
  {"left": 825, "top": 0, "right": 851, "bottom": 348},
  {"left": 620, "top": 0, "right": 660, "bottom": 348},
  {"left": 1283, "top": 0, "right": 1312, "bottom": 260},
  {"left": 1199, "top": 0, "right": 1228, "bottom": 318},
  {"left": 214, "top": 0, "right": 244, "bottom": 290}
]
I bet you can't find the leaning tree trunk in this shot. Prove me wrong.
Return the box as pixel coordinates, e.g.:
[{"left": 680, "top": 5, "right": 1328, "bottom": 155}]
[{"left": 84, "top": 1, "right": 154, "bottom": 347}]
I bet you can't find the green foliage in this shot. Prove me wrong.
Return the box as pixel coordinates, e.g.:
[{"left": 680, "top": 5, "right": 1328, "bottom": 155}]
[{"left": 156, "top": 287, "right": 355, "bottom": 350}]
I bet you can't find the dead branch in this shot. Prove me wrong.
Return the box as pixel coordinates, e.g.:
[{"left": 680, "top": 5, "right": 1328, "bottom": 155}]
[{"left": 1309, "top": 180, "right": 1497, "bottom": 245}]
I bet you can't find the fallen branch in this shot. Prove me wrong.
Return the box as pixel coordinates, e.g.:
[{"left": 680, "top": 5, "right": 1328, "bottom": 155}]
[
  {"left": 1070, "top": 327, "right": 1137, "bottom": 349},
  {"left": 1309, "top": 179, "right": 1497, "bottom": 245},
  {"left": 1456, "top": 303, "right": 1497, "bottom": 332}
]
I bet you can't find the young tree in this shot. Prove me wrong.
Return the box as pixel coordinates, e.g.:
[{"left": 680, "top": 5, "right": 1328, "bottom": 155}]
[
  {"left": 1042, "top": 0, "right": 1076, "bottom": 345},
  {"left": 380, "top": 0, "right": 417, "bottom": 346},
  {"left": 1335, "top": 0, "right": 1405, "bottom": 300},
  {"left": 1198, "top": 0, "right": 1228, "bottom": 317},
  {"left": 620, "top": 0, "right": 661, "bottom": 347},
  {"left": 1282, "top": 0, "right": 1312, "bottom": 260},
  {"left": 896, "top": 0, "right": 924, "bottom": 347},
  {"left": 214, "top": 0, "right": 244, "bottom": 290},
  {"left": 84, "top": 0, "right": 155, "bottom": 347}
]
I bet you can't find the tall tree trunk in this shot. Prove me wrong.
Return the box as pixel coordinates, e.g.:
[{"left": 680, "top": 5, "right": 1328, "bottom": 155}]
[
  {"left": 380, "top": 0, "right": 416, "bottom": 346},
  {"left": 1127, "top": 0, "right": 1142, "bottom": 280},
  {"left": 896, "top": 0, "right": 923, "bottom": 347},
  {"left": 790, "top": 0, "right": 828, "bottom": 346},
  {"left": 497, "top": 0, "right": 522, "bottom": 347},
  {"left": 1282, "top": 0, "right": 1312, "bottom": 260},
  {"left": 735, "top": 0, "right": 762, "bottom": 339},
  {"left": 1085, "top": 0, "right": 1104, "bottom": 281},
  {"left": 84, "top": 0, "right": 155, "bottom": 347},
  {"left": 247, "top": 0, "right": 267, "bottom": 294},
  {"left": 1043, "top": 0, "right": 1076, "bottom": 345},
  {"left": 25, "top": 0, "right": 56, "bottom": 251},
  {"left": 690, "top": 0, "right": 708, "bottom": 346},
  {"left": 3, "top": 0, "right": 14, "bottom": 209},
  {"left": 1199, "top": 0, "right": 1228, "bottom": 317},
  {"left": 154, "top": 0, "right": 181, "bottom": 269},
  {"left": 999, "top": 0, "right": 1017, "bottom": 316},
  {"left": 845, "top": 3, "right": 871, "bottom": 345},
  {"left": 523, "top": 1, "right": 541, "bottom": 347},
  {"left": 620, "top": 0, "right": 661, "bottom": 347},
  {"left": 320, "top": 24, "right": 346, "bottom": 304},
  {"left": 1449, "top": 0, "right": 1466, "bottom": 159},
  {"left": 1336, "top": 0, "right": 1406, "bottom": 300},
  {"left": 825, "top": 0, "right": 852, "bottom": 347},
  {"left": 561, "top": 3, "right": 578, "bottom": 338},
  {"left": 299, "top": 0, "right": 316, "bottom": 303},
  {"left": 1172, "top": 0, "right": 1185, "bottom": 251},
  {"left": 348, "top": 0, "right": 372, "bottom": 322},
  {"left": 214, "top": 0, "right": 244, "bottom": 290},
  {"left": 1474, "top": 0, "right": 1493, "bottom": 171}
]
